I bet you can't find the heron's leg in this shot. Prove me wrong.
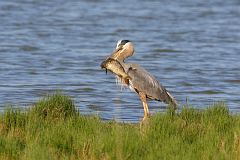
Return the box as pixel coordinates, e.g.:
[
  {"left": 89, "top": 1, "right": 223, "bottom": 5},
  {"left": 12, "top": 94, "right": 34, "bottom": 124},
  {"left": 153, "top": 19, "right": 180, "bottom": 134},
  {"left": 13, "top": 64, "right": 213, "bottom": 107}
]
[{"left": 139, "top": 92, "right": 150, "bottom": 121}]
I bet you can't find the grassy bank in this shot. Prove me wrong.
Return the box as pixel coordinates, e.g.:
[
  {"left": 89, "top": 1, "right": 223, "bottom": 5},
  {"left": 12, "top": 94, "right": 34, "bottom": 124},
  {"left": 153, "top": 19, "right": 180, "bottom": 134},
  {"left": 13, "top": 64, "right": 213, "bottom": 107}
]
[{"left": 0, "top": 94, "right": 240, "bottom": 160}]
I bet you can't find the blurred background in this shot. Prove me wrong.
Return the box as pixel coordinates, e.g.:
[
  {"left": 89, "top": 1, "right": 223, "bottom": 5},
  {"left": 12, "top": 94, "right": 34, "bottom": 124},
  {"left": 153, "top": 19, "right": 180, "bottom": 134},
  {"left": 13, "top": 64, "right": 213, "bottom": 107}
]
[{"left": 0, "top": 0, "right": 239, "bottom": 122}]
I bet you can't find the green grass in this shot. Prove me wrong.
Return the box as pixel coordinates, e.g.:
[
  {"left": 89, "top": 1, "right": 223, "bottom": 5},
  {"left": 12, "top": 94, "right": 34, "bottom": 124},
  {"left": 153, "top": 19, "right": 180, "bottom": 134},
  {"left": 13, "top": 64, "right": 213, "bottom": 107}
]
[{"left": 1, "top": 94, "right": 240, "bottom": 160}]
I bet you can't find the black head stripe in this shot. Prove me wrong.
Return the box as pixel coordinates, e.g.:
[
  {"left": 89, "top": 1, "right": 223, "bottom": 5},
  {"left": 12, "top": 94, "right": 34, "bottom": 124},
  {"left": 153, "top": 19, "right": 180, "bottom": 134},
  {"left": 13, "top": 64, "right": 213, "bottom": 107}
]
[{"left": 120, "top": 40, "right": 130, "bottom": 45}]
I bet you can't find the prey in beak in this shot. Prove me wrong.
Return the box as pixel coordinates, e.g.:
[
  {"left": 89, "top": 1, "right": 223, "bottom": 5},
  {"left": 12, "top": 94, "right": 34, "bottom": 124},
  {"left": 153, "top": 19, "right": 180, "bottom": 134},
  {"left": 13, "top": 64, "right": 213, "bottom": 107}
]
[
  {"left": 100, "top": 40, "right": 134, "bottom": 78},
  {"left": 100, "top": 57, "right": 131, "bottom": 80}
]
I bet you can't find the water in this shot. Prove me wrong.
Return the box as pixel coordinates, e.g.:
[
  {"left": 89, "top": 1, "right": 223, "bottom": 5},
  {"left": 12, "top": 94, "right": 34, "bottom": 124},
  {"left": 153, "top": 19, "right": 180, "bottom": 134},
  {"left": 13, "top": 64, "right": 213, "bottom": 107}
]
[{"left": 0, "top": 0, "right": 240, "bottom": 122}]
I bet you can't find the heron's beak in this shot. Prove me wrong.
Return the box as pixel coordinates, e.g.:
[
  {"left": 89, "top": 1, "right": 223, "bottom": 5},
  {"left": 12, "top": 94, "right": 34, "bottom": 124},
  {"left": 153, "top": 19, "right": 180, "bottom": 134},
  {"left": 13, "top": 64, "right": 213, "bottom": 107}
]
[
  {"left": 109, "top": 46, "right": 122, "bottom": 60},
  {"left": 100, "top": 46, "right": 122, "bottom": 75}
]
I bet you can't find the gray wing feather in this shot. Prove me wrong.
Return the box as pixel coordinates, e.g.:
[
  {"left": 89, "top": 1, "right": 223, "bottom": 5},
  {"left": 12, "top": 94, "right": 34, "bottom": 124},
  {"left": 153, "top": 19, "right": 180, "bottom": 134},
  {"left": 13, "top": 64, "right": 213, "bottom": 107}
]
[{"left": 126, "top": 64, "right": 177, "bottom": 106}]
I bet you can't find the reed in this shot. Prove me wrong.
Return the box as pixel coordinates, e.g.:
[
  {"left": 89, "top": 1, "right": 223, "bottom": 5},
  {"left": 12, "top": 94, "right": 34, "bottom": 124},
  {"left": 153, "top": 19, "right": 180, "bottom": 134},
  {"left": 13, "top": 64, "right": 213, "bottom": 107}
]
[{"left": 0, "top": 94, "right": 240, "bottom": 160}]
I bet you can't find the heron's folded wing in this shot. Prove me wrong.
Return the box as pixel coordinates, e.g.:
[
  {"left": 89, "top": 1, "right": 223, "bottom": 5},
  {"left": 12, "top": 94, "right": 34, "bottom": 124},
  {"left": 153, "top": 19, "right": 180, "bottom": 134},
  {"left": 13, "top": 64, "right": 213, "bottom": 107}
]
[{"left": 127, "top": 64, "right": 177, "bottom": 106}]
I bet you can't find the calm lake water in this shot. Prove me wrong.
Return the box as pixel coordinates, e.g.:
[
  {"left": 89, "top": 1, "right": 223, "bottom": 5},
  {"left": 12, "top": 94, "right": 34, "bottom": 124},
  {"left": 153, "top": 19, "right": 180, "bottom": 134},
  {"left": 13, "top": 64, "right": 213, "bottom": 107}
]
[{"left": 0, "top": 0, "right": 240, "bottom": 122}]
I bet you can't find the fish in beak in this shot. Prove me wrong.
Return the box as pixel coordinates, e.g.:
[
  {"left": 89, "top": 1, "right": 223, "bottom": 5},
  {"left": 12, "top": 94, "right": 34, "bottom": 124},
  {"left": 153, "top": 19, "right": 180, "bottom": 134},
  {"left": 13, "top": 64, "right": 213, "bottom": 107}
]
[{"left": 100, "top": 58, "right": 131, "bottom": 80}]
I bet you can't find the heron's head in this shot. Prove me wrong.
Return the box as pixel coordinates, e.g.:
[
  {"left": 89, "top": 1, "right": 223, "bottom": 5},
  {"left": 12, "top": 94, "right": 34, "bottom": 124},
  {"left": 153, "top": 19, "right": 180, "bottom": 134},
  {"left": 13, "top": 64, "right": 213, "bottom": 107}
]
[{"left": 110, "top": 40, "right": 134, "bottom": 62}]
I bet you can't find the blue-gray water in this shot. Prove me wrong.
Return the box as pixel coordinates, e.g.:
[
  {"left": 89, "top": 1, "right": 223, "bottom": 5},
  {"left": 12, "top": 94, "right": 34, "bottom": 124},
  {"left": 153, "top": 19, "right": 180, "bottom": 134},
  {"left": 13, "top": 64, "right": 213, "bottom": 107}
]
[{"left": 0, "top": 0, "right": 239, "bottom": 122}]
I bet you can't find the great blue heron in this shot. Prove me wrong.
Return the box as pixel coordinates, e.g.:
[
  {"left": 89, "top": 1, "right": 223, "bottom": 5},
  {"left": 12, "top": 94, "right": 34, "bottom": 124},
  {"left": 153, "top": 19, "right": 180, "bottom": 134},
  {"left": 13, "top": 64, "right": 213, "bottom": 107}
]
[{"left": 101, "top": 40, "right": 177, "bottom": 121}]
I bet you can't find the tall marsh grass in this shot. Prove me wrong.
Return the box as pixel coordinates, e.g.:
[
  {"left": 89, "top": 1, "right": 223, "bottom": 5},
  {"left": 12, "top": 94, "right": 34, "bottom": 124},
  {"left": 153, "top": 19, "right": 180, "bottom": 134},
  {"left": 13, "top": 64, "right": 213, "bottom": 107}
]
[{"left": 0, "top": 94, "right": 240, "bottom": 159}]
